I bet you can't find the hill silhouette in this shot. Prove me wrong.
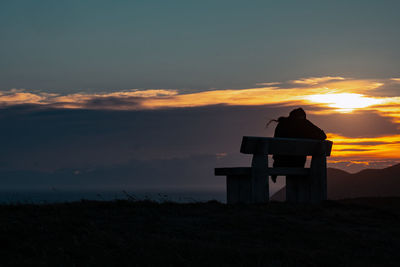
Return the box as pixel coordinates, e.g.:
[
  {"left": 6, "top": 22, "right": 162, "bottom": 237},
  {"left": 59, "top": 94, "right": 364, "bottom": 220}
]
[{"left": 271, "top": 163, "right": 400, "bottom": 201}]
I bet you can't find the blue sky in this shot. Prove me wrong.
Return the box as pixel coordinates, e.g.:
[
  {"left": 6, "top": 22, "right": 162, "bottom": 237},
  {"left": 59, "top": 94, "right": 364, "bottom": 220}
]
[{"left": 1, "top": 0, "right": 400, "bottom": 92}]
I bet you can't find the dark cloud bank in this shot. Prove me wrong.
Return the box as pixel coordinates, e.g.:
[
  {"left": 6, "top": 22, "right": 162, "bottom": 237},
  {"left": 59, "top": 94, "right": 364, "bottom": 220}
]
[{"left": 0, "top": 104, "right": 398, "bottom": 192}]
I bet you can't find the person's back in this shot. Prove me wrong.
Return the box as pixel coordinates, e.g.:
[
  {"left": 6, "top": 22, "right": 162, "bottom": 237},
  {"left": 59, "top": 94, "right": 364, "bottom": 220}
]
[
  {"left": 270, "top": 108, "right": 326, "bottom": 182},
  {"left": 274, "top": 116, "right": 326, "bottom": 140}
]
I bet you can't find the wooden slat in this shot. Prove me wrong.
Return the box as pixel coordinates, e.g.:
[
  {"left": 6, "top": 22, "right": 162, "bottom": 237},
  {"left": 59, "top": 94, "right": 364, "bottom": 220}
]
[
  {"left": 268, "top": 167, "right": 310, "bottom": 176},
  {"left": 240, "top": 136, "right": 332, "bottom": 156},
  {"left": 286, "top": 175, "right": 312, "bottom": 203},
  {"left": 215, "top": 167, "right": 251, "bottom": 176},
  {"left": 215, "top": 167, "right": 309, "bottom": 177}
]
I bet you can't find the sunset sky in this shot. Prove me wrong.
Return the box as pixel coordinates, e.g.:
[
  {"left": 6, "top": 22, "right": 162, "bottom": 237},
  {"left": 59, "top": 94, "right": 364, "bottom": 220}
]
[{"left": 1, "top": 1, "right": 399, "bottom": 191}]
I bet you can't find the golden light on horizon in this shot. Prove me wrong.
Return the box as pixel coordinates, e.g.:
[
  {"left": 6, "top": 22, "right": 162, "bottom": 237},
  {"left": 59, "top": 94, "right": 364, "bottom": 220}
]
[
  {"left": 304, "top": 93, "right": 385, "bottom": 113},
  {"left": 327, "top": 133, "right": 400, "bottom": 159}
]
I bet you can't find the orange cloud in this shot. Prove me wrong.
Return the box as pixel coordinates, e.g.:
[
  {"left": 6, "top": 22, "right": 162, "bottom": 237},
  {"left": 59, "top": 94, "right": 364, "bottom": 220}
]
[
  {"left": 255, "top": 82, "right": 281, "bottom": 86},
  {"left": 0, "top": 77, "right": 399, "bottom": 124},
  {"left": 0, "top": 89, "right": 47, "bottom": 105},
  {"left": 291, "top": 76, "right": 345, "bottom": 85},
  {"left": 327, "top": 133, "right": 400, "bottom": 160}
]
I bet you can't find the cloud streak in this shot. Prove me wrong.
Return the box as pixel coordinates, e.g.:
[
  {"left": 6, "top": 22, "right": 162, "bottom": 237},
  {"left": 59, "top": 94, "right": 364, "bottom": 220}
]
[
  {"left": 1, "top": 76, "right": 400, "bottom": 122},
  {"left": 291, "top": 76, "right": 345, "bottom": 85}
]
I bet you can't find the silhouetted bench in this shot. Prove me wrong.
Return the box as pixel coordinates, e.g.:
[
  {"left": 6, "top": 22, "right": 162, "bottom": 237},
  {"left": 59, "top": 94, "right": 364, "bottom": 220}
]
[{"left": 215, "top": 136, "right": 333, "bottom": 204}]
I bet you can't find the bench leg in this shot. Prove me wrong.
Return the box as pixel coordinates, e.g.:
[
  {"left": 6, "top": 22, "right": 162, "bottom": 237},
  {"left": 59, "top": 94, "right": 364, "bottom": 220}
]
[
  {"left": 251, "top": 155, "right": 269, "bottom": 203},
  {"left": 310, "top": 155, "right": 328, "bottom": 203},
  {"left": 286, "top": 175, "right": 311, "bottom": 203},
  {"left": 286, "top": 175, "right": 297, "bottom": 203},
  {"left": 226, "top": 175, "right": 252, "bottom": 204}
]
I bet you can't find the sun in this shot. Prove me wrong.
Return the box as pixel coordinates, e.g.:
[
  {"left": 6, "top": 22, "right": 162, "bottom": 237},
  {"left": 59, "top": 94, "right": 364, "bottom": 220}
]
[{"left": 304, "top": 93, "right": 384, "bottom": 113}]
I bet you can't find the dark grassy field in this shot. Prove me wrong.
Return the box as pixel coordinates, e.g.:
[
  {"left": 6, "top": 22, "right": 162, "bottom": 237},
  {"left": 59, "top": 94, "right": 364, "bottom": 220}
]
[{"left": 1, "top": 198, "right": 400, "bottom": 266}]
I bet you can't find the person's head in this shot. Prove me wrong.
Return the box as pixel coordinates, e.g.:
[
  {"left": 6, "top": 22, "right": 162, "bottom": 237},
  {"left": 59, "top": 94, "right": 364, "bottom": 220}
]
[
  {"left": 266, "top": 107, "right": 306, "bottom": 127},
  {"left": 289, "top": 108, "right": 306, "bottom": 120}
]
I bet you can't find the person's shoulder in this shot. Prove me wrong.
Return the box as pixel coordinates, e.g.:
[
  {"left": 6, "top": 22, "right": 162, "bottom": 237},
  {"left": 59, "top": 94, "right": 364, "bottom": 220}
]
[
  {"left": 304, "top": 119, "right": 327, "bottom": 139},
  {"left": 304, "top": 119, "right": 318, "bottom": 126}
]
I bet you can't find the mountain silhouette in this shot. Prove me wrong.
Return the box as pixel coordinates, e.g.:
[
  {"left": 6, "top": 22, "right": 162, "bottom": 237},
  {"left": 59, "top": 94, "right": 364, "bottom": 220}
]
[{"left": 271, "top": 163, "right": 400, "bottom": 201}]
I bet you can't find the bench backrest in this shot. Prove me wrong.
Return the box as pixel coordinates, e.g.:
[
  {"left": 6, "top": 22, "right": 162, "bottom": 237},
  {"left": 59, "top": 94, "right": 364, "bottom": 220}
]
[{"left": 240, "top": 136, "right": 332, "bottom": 156}]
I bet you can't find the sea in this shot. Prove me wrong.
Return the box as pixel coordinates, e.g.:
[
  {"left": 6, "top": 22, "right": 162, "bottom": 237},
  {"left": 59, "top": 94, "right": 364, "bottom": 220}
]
[{"left": 0, "top": 188, "right": 227, "bottom": 204}]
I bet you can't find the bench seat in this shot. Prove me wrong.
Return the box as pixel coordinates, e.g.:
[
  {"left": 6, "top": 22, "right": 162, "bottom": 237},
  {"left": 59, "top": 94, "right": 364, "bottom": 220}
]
[{"left": 215, "top": 136, "right": 332, "bottom": 203}]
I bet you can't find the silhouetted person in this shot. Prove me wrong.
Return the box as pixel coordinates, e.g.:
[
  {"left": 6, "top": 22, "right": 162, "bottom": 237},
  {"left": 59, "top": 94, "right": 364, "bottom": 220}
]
[{"left": 268, "top": 108, "right": 326, "bottom": 183}]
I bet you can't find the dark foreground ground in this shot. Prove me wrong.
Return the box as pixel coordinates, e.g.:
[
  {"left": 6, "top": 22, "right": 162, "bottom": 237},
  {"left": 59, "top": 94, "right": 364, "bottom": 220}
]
[{"left": 1, "top": 197, "right": 400, "bottom": 266}]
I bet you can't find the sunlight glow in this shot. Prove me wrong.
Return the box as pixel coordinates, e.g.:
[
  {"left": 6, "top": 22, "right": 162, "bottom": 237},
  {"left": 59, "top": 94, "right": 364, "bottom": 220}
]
[{"left": 304, "top": 93, "right": 385, "bottom": 113}]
